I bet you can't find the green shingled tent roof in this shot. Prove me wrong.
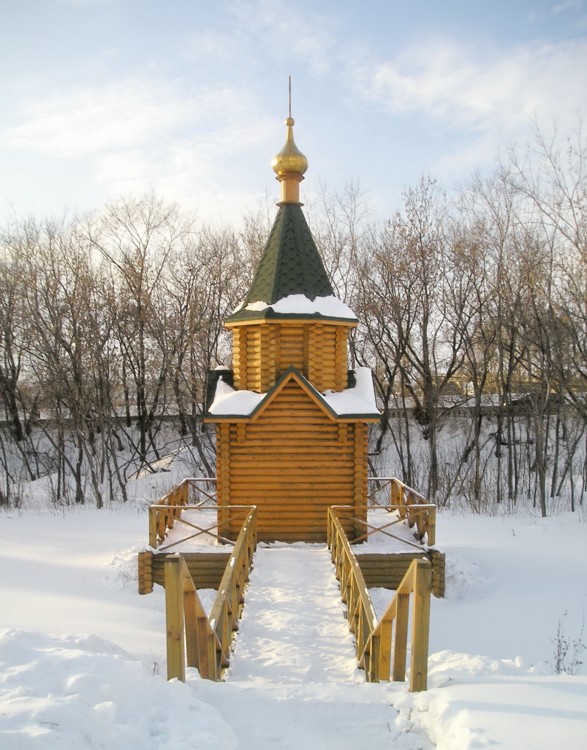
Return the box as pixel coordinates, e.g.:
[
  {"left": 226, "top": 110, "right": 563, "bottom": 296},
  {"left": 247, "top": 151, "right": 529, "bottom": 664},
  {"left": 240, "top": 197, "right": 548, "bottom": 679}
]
[{"left": 226, "top": 203, "right": 335, "bottom": 323}]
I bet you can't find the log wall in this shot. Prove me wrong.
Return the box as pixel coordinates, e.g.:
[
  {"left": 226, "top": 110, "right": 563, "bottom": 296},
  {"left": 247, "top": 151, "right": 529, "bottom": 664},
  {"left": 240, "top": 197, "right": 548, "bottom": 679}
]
[
  {"left": 154, "top": 553, "right": 231, "bottom": 590},
  {"left": 229, "top": 320, "right": 353, "bottom": 393},
  {"left": 356, "top": 550, "right": 446, "bottom": 598},
  {"left": 217, "top": 378, "right": 368, "bottom": 542},
  {"left": 138, "top": 551, "right": 232, "bottom": 594}
]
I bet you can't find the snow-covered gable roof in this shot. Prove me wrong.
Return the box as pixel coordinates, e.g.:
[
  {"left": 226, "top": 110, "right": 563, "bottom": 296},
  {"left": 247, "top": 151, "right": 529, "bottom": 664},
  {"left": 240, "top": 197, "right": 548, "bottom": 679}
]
[{"left": 206, "top": 366, "right": 380, "bottom": 422}]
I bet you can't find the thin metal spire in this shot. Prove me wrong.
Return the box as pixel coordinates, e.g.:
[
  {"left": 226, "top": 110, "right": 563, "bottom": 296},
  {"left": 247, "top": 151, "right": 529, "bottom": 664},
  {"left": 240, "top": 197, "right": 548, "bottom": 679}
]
[{"left": 288, "top": 74, "right": 292, "bottom": 119}]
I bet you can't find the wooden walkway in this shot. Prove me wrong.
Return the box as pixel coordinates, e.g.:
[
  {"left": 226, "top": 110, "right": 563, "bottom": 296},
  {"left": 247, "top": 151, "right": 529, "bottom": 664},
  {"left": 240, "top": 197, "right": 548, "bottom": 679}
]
[
  {"left": 202, "top": 544, "right": 434, "bottom": 749},
  {"left": 226, "top": 545, "right": 359, "bottom": 683},
  {"left": 140, "top": 477, "right": 445, "bottom": 691}
]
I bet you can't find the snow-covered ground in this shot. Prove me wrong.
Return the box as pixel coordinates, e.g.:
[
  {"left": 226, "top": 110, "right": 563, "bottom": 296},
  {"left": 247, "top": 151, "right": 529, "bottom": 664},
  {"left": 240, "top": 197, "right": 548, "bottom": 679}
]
[{"left": 1, "top": 503, "right": 586, "bottom": 749}]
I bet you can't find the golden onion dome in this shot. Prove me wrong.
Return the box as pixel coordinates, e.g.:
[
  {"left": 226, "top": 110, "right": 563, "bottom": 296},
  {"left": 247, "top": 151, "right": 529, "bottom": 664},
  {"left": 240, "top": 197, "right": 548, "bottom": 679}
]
[{"left": 271, "top": 117, "right": 308, "bottom": 176}]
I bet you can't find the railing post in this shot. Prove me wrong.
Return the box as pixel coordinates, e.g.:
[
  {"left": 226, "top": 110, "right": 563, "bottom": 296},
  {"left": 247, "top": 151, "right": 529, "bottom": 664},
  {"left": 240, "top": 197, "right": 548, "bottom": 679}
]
[
  {"left": 180, "top": 558, "right": 198, "bottom": 672},
  {"left": 409, "top": 560, "right": 432, "bottom": 692},
  {"left": 392, "top": 591, "right": 410, "bottom": 682},
  {"left": 180, "top": 479, "right": 189, "bottom": 506},
  {"left": 148, "top": 507, "right": 157, "bottom": 548},
  {"left": 164, "top": 556, "right": 185, "bottom": 682},
  {"left": 377, "top": 615, "right": 392, "bottom": 681},
  {"left": 427, "top": 505, "right": 436, "bottom": 546}
]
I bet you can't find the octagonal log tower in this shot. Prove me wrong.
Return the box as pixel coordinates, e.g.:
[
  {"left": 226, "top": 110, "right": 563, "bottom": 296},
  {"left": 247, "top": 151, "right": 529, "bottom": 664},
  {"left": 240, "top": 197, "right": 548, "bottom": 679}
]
[{"left": 205, "top": 114, "right": 380, "bottom": 542}]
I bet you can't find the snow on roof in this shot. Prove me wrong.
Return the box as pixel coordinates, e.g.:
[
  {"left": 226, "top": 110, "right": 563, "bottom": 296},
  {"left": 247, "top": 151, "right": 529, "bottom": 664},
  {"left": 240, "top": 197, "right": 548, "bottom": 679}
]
[
  {"left": 208, "top": 366, "right": 379, "bottom": 418},
  {"left": 209, "top": 377, "right": 265, "bottom": 415},
  {"left": 236, "top": 294, "right": 357, "bottom": 321},
  {"left": 322, "top": 367, "right": 378, "bottom": 415}
]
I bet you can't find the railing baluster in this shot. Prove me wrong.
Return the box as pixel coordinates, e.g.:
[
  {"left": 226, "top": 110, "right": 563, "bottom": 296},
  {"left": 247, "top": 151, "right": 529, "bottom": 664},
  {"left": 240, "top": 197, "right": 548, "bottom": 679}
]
[
  {"left": 410, "top": 559, "right": 432, "bottom": 692},
  {"left": 392, "top": 591, "right": 410, "bottom": 682},
  {"left": 164, "top": 557, "right": 185, "bottom": 682}
]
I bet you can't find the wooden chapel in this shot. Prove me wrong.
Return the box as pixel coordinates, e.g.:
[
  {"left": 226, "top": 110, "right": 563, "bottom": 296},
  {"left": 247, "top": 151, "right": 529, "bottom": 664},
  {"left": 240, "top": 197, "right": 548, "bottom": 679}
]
[{"left": 204, "top": 112, "right": 380, "bottom": 543}]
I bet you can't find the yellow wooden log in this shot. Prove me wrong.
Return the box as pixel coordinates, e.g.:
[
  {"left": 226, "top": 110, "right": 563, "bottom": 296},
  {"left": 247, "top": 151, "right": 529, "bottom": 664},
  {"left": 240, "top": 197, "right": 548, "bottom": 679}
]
[
  {"left": 392, "top": 591, "right": 410, "bottom": 682},
  {"left": 194, "top": 603, "right": 213, "bottom": 678},
  {"left": 164, "top": 557, "right": 185, "bottom": 682},
  {"left": 181, "top": 559, "right": 199, "bottom": 672},
  {"left": 137, "top": 550, "right": 153, "bottom": 595},
  {"left": 427, "top": 505, "right": 436, "bottom": 546},
  {"left": 377, "top": 614, "right": 393, "bottom": 682},
  {"left": 410, "top": 559, "right": 432, "bottom": 692},
  {"left": 148, "top": 508, "right": 157, "bottom": 548}
]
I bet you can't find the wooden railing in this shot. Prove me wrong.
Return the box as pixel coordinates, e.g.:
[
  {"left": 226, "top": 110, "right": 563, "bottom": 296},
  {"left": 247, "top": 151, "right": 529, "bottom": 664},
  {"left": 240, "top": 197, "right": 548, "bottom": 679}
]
[
  {"left": 368, "top": 476, "right": 436, "bottom": 546},
  {"left": 164, "top": 506, "right": 257, "bottom": 681},
  {"left": 327, "top": 508, "right": 378, "bottom": 671},
  {"left": 151, "top": 475, "right": 435, "bottom": 547},
  {"left": 151, "top": 504, "right": 252, "bottom": 552},
  {"left": 148, "top": 477, "right": 218, "bottom": 548},
  {"left": 362, "top": 558, "right": 432, "bottom": 691},
  {"left": 332, "top": 503, "right": 431, "bottom": 551},
  {"left": 327, "top": 507, "right": 432, "bottom": 691}
]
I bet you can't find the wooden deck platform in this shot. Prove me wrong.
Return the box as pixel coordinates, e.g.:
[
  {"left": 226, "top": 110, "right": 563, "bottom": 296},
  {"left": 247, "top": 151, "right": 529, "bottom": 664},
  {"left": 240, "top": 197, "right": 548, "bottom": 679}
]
[
  {"left": 137, "top": 477, "right": 445, "bottom": 598},
  {"left": 139, "top": 547, "right": 445, "bottom": 597}
]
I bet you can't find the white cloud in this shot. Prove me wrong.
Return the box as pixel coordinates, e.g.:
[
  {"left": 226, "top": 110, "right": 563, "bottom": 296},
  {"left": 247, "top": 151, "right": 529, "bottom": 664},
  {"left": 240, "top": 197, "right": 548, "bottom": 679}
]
[
  {"left": 351, "top": 38, "right": 587, "bottom": 137},
  {"left": 181, "top": 29, "right": 242, "bottom": 66},
  {"left": 0, "top": 74, "right": 276, "bottom": 224},
  {"left": 2, "top": 78, "right": 267, "bottom": 160},
  {"left": 3, "top": 79, "right": 191, "bottom": 157},
  {"left": 231, "top": 0, "right": 337, "bottom": 75},
  {"left": 551, "top": 1, "right": 584, "bottom": 15}
]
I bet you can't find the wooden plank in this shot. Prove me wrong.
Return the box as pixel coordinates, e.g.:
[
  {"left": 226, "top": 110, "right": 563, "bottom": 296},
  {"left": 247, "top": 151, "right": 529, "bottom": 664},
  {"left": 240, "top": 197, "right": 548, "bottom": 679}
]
[
  {"left": 229, "top": 445, "right": 355, "bottom": 455},
  {"left": 148, "top": 509, "right": 157, "bottom": 548},
  {"left": 356, "top": 551, "right": 445, "bottom": 598},
  {"left": 229, "top": 478, "right": 355, "bottom": 490},
  {"left": 164, "top": 557, "right": 185, "bottom": 681},
  {"left": 229, "top": 483, "right": 353, "bottom": 494},
  {"left": 250, "top": 415, "right": 336, "bottom": 425},
  {"left": 181, "top": 560, "right": 199, "bottom": 671},
  {"left": 152, "top": 553, "right": 231, "bottom": 590},
  {"left": 392, "top": 591, "right": 410, "bottom": 682},
  {"left": 410, "top": 560, "right": 432, "bottom": 692},
  {"left": 377, "top": 615, "right": 392, "bottom": 681},
  {"left": 242, "top": 425, "right": 342, "bottom": 436},
  {"left": 229, "top": 459, "right": 355, "bottom": 471}
]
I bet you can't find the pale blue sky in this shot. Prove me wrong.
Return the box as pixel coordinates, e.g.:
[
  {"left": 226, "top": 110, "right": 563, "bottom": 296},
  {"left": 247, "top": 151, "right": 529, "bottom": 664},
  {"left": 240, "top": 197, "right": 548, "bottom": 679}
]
[{"left": 1, "top": 0, "right": 586, "bottom": 224}]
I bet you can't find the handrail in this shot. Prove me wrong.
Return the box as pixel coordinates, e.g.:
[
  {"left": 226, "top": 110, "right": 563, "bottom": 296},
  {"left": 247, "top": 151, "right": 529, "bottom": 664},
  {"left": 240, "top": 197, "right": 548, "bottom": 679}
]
[
  {"left": 362, "top": 558, "right": 432, "bottom": 691},
  {"left": 327, "top": 509, "right": 378, "bottom": 670},
  {"left": 164, "top": 556, "right": 222, "bottom": 680},
  {"left": 331, "top": 503, "right": 435, "bottom": 550},
  {"left": 152, "top": 475, "right": 435, "bottom": 546},
  {"left": 164, "top": 507, "right": 257, "bottom": 681},
  {"left": 368, "top": 476, "right": 436, "bottom": 546},
  {"left": 327, "top": 506, "right": 432, "bottom": 692},
  {"left": 152, "top": 504, "right": 252, "bottom": 551},
  {"left": 208, "top": 507, "right": 257, "bottom": 669},
  {"left": 148, "top": 477, "right": 217, "bottom": 548}
]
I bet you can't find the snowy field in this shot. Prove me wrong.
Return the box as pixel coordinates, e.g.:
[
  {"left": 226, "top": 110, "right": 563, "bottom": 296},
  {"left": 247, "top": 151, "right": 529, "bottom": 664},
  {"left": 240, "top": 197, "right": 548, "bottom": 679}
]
[{"left": 1, "top": 501, "right": 586, "bottom": 749}]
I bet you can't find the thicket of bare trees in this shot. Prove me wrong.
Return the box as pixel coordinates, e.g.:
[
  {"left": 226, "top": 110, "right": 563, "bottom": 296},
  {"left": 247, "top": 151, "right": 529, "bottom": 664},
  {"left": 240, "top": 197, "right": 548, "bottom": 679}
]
[
  {"left": 1, "top": 127, "right": 585, "bottom": 514},
  {"left": 0, "top": 196, "right": 251, "bottom": 507}
]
